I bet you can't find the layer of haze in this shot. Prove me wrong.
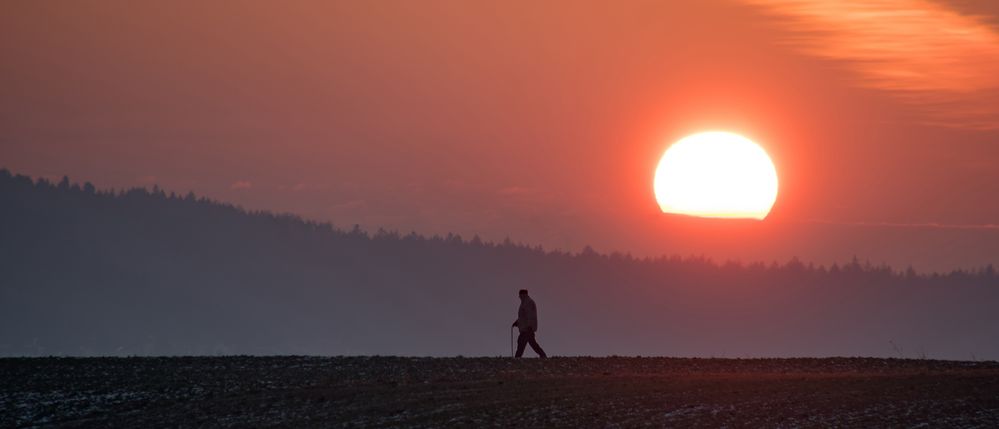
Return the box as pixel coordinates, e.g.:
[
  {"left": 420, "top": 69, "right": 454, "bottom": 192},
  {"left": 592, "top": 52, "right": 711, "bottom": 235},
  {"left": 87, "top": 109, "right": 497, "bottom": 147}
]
[{"left": 3, "top": 0, "right": 999, "bottom": 272}]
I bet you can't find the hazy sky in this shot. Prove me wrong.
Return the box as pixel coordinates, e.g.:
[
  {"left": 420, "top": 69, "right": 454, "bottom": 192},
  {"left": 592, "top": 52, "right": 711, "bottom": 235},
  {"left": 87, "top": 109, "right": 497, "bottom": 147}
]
[{"left": 3, "top": 0, "right": 998, "bottom": 272}]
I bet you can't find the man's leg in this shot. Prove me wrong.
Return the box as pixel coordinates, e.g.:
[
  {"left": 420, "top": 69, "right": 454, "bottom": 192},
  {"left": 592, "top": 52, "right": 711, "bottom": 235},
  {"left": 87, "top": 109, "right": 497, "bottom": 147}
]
[
  {"left": 515, "top": 331, "right": 528, "bottom": 357},
  {"left": 527, "top": 331, "right": 547, "bottom": 358}
]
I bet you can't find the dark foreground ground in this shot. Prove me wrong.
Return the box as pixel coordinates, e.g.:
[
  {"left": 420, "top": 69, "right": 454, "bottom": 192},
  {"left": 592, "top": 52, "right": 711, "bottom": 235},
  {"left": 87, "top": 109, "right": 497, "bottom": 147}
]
[{"left": 3, "top": 356, "right": 999, "bottom": 428}]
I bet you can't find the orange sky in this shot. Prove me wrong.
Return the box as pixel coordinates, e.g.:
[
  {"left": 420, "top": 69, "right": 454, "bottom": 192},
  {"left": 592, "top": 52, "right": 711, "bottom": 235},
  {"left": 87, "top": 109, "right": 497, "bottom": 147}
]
[{"left": 3, "top": 0, "right": 999, "bottom": 272}]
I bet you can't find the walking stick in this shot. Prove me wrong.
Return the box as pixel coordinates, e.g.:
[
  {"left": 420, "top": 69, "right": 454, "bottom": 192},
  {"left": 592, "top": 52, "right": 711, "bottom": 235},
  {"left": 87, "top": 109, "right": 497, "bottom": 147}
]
[{"left": 510, "top": 326, "right": 515, "bottom": 357}]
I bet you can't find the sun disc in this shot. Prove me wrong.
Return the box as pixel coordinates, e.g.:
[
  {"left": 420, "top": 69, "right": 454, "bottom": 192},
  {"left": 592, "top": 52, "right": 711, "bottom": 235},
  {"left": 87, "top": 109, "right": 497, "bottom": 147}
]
[{"left": 654, "top": 132, "right": 778, "bottom": 220}]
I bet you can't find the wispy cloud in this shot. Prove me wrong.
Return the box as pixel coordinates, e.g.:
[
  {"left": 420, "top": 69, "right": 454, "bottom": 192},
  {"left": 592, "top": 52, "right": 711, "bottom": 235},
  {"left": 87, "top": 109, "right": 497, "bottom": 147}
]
[
  {"left": 799, "top": 218, "right": 999, "bottom": 230},
  {"left": 497, "top": 186, "right": 534, "bottom": 196},
  {"left": 329, "top": 200, "right": 366, "bottom": 212},
  {"left": 230, "top": 180, "right": 252, "bottom": 190},
  {"left": 744, "top": 0, "right": 999, "bottom": 129}
]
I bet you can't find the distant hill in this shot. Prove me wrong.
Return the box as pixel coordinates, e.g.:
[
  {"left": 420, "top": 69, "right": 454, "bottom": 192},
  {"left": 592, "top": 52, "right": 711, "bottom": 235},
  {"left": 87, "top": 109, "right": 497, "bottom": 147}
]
[{"left": 1, "top": 169, "right": 997, "bottom": 358}]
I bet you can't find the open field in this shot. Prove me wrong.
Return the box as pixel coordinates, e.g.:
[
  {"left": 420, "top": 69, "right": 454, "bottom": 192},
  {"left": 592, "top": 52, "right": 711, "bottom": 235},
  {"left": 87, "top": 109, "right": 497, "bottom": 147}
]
[{"left": 4, "top": 356, "right": 999, "bottom": 427}]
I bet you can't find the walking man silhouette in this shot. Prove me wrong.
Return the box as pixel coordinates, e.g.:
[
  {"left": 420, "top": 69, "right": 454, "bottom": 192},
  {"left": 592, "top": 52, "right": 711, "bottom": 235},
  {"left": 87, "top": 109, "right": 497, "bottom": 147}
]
[{"left": 511, "top": 289, "right": 548, "bottom": 358}]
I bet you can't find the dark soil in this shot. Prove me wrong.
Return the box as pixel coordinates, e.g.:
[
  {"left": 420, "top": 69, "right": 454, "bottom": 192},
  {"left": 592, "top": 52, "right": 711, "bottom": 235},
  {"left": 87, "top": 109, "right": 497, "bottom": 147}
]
[{"left": 3, "top": 356, "right": 999, "bottom": 428}]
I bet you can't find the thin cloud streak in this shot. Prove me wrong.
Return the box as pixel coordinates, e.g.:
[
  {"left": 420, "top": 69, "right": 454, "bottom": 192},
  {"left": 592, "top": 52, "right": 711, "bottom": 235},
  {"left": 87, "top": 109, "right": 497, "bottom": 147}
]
[
  {"left": 798, "top": 218, "right": 999, "bottom": 230},
  {"left": 744, "top": 0, "right": 999, "bottom": 129},
  {"left": 230, "top": 181, "right": 252, "bottom": 190}
]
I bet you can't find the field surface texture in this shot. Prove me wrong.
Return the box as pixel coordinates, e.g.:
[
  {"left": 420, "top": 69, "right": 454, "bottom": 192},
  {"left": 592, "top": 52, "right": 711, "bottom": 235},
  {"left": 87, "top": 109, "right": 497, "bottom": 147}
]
[{"left": 3, "top": 356, "right": 999, "bottom": 428}]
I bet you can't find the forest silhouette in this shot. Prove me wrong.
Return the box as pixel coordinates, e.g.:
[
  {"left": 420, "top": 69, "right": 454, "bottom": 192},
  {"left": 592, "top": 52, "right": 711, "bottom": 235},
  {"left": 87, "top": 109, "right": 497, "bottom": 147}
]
[{"left": 1, "top": 168, "right": 997, "bottom": 359}]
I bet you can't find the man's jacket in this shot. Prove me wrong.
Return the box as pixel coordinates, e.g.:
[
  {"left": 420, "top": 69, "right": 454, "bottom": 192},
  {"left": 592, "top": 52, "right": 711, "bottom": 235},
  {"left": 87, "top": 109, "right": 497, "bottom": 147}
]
[{"left": 517, "top": 297, "right": 538, "bottom": 333}]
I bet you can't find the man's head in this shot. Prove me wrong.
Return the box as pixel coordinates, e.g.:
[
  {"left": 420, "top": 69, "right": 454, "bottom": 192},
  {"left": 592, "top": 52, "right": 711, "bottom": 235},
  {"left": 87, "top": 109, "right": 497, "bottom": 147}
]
[{"left": 519, "top": 289, "right": 528, "bottom": 298}]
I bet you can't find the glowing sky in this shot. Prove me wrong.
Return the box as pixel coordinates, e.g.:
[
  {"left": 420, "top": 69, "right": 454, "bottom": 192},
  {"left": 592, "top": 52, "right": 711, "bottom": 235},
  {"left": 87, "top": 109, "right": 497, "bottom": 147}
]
[{"left": 2, "top": 0, "right": 998, "bottom": 272}]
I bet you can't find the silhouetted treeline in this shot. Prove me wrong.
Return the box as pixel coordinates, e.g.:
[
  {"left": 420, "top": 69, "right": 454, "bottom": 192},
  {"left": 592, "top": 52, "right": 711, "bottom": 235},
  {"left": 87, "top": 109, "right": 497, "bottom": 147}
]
[{"left": 2, "top": 169, "right": 997, "bottom": 359}]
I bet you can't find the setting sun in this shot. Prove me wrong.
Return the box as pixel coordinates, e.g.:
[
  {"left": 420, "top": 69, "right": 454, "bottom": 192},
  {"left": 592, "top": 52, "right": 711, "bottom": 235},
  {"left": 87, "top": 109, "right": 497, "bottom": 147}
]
[{"left": 654, "top": 131, "right": 778, "bottom": 220}]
